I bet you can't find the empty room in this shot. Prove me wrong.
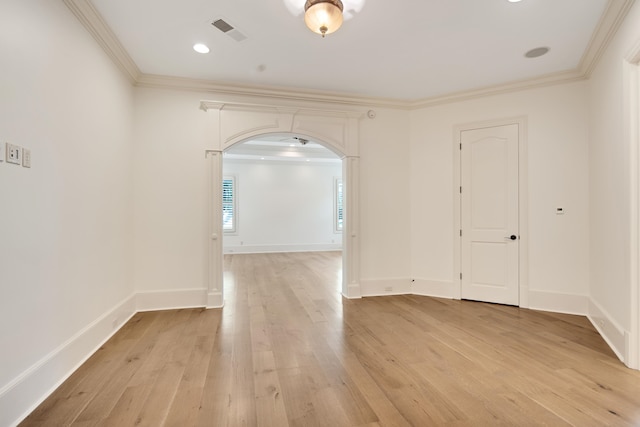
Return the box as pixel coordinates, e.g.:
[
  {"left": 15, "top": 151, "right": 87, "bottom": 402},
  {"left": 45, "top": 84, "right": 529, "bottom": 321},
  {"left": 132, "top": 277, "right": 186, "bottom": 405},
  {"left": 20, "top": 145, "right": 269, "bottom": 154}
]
[{"left": 3, "top": 0, "right": 640, "bottom": 425}]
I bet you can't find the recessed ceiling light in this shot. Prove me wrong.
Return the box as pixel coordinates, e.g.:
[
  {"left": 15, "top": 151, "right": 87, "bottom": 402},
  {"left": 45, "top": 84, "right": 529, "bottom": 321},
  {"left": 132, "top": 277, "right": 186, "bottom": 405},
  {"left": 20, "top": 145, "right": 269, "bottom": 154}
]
[
  {"left": 508, "top": 0, "right": 522, "bottom": 2},
  {"left": 525, "top": 47, "right": 550, "bottom": 58},
  {"left": 193, "top": 43, "right": 210, "bottom": 54}
]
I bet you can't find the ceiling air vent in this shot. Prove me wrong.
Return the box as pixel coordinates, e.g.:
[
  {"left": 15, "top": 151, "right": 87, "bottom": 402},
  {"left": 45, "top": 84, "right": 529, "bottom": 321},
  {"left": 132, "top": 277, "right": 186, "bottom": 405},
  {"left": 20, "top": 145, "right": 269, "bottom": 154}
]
[{"left": 212, "top": 18, "right": 247, "bottom": 42}]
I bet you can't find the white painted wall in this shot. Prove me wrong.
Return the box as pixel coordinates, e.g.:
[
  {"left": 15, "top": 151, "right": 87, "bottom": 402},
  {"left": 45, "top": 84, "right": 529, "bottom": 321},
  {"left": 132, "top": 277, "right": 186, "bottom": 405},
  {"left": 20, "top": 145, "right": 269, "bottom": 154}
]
[
  {"left": 222, "top": 159, "right": 343, "bottom": 253},
  {"left": 131, "top": 88, "right": 214, "bottom": 298},
  {"left": 358, "top": 108, "right": 412, "bottom": 295},
  {"left": 410, "top": 82, "right": 591, "bottom": 311},
  {"left": 0, "top": 1, "right": 135, "bottom": 425},
  {"left": 588, "top": 1, "right": 640, "bottom": 356}
]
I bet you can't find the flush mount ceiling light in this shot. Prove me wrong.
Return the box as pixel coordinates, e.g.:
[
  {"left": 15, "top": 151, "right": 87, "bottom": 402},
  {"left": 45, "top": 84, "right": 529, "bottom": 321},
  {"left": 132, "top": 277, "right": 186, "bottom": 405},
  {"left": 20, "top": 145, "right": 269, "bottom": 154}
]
[
  {"left": 304, "top": 0, "right": 344, "bottom": 37},
  {"left": 193, "top": 43, "right": 210, "bottom": 54}
]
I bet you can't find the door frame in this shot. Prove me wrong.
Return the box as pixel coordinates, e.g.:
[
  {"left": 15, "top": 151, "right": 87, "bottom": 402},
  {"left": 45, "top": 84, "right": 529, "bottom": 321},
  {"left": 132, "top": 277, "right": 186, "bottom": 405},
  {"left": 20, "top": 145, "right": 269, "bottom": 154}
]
[
  {"left": 201, "top": 100, "right": 363, "bottom": 308},
  {"left": 453, "top": 117, "right": 529, "bottom": 307}
]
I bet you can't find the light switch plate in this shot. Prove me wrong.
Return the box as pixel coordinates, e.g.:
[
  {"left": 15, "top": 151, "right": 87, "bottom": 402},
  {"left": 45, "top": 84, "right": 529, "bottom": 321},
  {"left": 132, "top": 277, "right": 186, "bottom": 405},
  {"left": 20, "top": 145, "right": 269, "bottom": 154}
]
[
  {"left": 22, "top": 148, "right": 31, "bottom": 168},
  {"left": 6, "top": 142, "right": 22, "bottom": 165}
]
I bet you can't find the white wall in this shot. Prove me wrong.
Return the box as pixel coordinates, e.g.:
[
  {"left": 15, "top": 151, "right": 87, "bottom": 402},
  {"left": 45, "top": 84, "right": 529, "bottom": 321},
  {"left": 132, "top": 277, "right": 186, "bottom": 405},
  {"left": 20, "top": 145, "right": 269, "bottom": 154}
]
[
  {"left": 223, "top": 159, "right": 342, "bottom": 253},
  {"left": 358, "top": 108, "right": 412, "bottom": 295},
  {"left": 0, "top": 1, "right": 135, "bottom": 425},
  {"left": 588, "top": 1, "right": 640, "bottom": 359},
  {"left": 410, "top": 82, "right": 591, "bottom": 311},
  {"left": 131, "top": 89, "right": 213, "bottom": 299}
]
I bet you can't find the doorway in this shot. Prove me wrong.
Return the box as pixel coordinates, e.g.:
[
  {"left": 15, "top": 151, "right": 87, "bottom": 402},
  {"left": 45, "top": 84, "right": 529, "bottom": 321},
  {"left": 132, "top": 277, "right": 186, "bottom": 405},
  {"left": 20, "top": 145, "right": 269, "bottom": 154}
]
[
  {"left": 221, "top": 136, "right": 343, "bottom": 255},
  {"left": 200, "top": 101, "right": 363, "bottom": 308},
  {"left": 454, "top": 118, "right": 528, "bottom": 306}
]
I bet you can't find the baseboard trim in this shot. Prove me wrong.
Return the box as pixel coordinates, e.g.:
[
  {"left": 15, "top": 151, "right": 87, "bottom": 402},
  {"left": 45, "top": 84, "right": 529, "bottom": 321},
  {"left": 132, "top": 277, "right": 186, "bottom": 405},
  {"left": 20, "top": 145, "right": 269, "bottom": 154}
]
[
  {"left": 411, "top": 279, "right": 455, "bottom": 299},
  {"left": 136, "top": 289, "right": 208, "bottom": 312},
  {"left": 527, "top": 290, "right": 589, "bottom": 315},
  {"left": 344, "top": 283, "right": 362, "bottom": 299},
  {"left": 588, "top": 298, "right": 627, "bottom": 364},
  {"left": 207, "top": 291, "right": 224, "bottom": 309},
  {"left": 224, "top": 244, "right": 342, "bottom": 254},
  {"left": 1, "top": 294, "right": 136, "bottom": 427},
  {"left": 360, "top": 278, "right": 411, "bottom": 297}
]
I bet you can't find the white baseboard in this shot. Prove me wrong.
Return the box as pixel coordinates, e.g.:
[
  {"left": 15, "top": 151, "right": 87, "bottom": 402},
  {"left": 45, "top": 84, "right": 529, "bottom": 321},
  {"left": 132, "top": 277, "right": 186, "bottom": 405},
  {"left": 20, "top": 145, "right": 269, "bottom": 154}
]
[
  {"left": 344, "top": 283, "right": 362, "bottom": 299},
  {"left": 588, "top": 298, "right": 627, "bottom": 364},
  {"left": 527, "top": 290, "right": 589, "bottom": 315},
  {"left": 411, "top": 279, "right": 455, "bottom": 299},
  {"left": 207, "top": 291, "right": 224, "bottom": 309},
  {"left": 0, "top": 294, "right": 136, "bottom": 427},
  {"left": 136, "top": 288, "right": 208, "bottom": 312},
  {"left": 224, "top": 243, "right": 342, "bottom": 254},
  {"left": 360, "top": 278, "right": 411, "bottom": 297}
]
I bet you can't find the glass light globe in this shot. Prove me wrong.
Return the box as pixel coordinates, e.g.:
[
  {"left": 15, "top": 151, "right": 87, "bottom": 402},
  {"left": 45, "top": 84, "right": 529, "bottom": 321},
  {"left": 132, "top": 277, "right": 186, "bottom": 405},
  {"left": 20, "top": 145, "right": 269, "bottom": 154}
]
[{"left": 304, "top": 0, "right": 344, "bottom": 37}]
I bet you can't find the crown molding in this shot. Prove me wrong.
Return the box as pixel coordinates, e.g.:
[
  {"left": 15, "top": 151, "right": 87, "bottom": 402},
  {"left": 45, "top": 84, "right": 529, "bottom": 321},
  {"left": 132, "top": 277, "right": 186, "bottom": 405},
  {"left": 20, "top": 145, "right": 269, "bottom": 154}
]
[
  {"left": 64, "top": 0, "right": 140, "bottom": 83},
  {"left": 137, "top": 74, "right": 409, "bottom": 109},
  {"left": 578, "top": 0, "right": 636, "bottom": 77},
  {"left": 65, "top": 0, "right": 634, "bottom": 110},
  {"left": 408, "top": 69, "right": 586, "bottom": 109}
]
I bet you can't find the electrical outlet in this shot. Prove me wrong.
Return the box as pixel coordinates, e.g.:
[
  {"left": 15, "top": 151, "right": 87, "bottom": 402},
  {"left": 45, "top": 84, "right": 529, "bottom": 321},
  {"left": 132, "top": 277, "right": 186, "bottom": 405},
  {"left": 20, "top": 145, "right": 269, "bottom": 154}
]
[
  {"left": 22, "top": 148, "right": 31, "bottom": 168},
  {"left": 6, "top": 143, "right": 22, "bottom": 165}
]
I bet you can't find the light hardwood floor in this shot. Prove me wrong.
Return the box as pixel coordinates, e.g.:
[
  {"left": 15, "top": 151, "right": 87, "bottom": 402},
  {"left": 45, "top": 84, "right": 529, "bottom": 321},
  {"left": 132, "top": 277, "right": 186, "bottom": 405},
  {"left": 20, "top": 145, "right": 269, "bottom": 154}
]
[{"left": 21, "top": 251, "right": 640, "bottom": 426}]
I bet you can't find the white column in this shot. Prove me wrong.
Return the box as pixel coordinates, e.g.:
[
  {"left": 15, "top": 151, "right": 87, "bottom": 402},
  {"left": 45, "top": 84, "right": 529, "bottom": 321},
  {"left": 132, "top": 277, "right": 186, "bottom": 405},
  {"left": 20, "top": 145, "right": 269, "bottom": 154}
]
[
  {"left": 207, "top": 150, "right": 224, "bottom": 308},
  {"left": 343, "top": 156, "right": 361, "bottom": 298}
]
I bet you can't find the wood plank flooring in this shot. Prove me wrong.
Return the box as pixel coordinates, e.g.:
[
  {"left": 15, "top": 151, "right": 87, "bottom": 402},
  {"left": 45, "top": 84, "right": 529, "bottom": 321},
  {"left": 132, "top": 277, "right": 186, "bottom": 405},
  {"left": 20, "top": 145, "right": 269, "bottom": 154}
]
[{"left": 21, "top": 251, "right": 640, "bottom": 426}]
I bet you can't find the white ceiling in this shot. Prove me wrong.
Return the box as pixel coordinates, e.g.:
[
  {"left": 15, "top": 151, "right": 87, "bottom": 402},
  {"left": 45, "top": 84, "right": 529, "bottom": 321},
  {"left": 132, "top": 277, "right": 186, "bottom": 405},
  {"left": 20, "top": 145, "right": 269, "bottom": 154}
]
[{"left": 86, "top": 0, "right": 615, "bottom": 102}]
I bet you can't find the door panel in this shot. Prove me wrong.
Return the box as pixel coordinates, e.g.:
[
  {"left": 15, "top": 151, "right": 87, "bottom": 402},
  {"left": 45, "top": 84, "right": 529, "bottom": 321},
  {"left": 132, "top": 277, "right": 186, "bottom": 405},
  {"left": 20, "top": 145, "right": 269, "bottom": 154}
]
[{"left": 461, "top": 124, "right": 519, "bottom": 305}]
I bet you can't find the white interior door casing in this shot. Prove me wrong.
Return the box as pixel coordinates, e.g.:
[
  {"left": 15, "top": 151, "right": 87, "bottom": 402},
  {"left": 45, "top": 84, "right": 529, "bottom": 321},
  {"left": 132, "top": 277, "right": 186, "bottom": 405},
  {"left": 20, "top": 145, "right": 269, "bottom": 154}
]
[{"left": 461, "top": 124, "right": 519, "bottom": 305}]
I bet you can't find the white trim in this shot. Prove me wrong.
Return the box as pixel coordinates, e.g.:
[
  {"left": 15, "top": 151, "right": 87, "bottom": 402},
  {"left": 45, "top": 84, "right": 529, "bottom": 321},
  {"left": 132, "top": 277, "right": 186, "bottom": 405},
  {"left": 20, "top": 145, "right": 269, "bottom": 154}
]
[
  {"left": 0, "top": 294, "right": 136, "bottom": 427},
  {"left": 345, "top": 283, "right": 362, "bottom": 299},
  {"left": 207, "top": 291, "right": 224, "bottom": 309},
  {"left": 224, "top": 244, "right": 342, "bottom": 254},
  {"left": 578, "top": 0, "right": 636, "bottom": 77},
  {"left": 588, "top": 298, "right": 628, "bottom": 364},
  {"left": 65, "top": 0, "right": 634, "bottom": 109},
  {"left": 360, "top": 278, "right": 412, "bottom": 297},
  {"left": 204, "top": 102, "right": 362, "bottom": 304},
  {"left": 411, "top": 279, "right": 455, "bottom": 299},
  {"left": 63, "top": 0, "right": 140, "bottom": 83},
  {"left": 453, "top": 117, "right": 529, "bottom": 307},
  {"left": 135, "top": 289, "right": 208, "bottom": 312},
  {"left": 207, "top": 150, "right": 225, "bottom": 312},
  {"left": 527, "top": 290, "right": 589, "bottom": 316}
]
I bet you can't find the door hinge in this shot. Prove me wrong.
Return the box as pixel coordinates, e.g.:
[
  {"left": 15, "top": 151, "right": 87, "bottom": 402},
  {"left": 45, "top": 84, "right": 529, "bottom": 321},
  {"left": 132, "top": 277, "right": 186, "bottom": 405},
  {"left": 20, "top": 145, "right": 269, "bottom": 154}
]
[
  {"left": 460, "top": 186, "right": 462, "bottom": 194},
  {"left": 460, "top": 273, "right": 462, "bottom": 280},
  {"left": 459, "top": 143, "right": 462, "bottom": 150},
  {"left": 459, "top": 229, "right": 462, "bottom": 237}
]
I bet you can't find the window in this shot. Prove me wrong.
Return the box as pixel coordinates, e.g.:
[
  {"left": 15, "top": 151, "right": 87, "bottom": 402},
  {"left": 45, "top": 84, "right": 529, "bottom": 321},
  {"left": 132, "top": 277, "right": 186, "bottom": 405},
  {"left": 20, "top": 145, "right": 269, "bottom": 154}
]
[
  {"left": 222, "top": 176, "right": 236, "bottom": 233},
  {"left": 335, "top": 177, "right": 343, "bottom": 232}
]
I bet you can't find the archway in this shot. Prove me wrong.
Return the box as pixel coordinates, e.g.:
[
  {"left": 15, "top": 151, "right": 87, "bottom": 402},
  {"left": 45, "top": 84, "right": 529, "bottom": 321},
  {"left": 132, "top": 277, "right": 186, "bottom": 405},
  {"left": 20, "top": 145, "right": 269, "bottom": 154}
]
[{"left": 200, "top": 101, "right": 363, "bottom": 308}]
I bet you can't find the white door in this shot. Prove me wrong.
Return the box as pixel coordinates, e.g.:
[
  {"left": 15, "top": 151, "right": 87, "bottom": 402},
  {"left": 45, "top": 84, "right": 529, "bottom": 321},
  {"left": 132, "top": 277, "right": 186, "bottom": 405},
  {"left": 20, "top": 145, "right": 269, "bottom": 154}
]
[{"left": 461, "top": 124, "right": 519, "bottom": 305}]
